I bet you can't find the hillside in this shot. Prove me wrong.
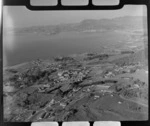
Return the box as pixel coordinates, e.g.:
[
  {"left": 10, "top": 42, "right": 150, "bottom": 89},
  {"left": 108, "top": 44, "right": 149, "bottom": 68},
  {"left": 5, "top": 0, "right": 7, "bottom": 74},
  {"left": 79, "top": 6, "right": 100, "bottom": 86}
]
[{"left": 3, "top": 49, "right": 148, "bottom": 121}]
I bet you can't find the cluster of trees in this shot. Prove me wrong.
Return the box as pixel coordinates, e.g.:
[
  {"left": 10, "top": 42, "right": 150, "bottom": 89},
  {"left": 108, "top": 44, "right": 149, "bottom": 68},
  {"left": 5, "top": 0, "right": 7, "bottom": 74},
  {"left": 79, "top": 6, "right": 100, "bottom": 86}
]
[
  {"left": 84, "top": 54, "right": 109, "bottom": 61},
  {"left": 9, "top": 66, "right": 57, "bottom": 88}
]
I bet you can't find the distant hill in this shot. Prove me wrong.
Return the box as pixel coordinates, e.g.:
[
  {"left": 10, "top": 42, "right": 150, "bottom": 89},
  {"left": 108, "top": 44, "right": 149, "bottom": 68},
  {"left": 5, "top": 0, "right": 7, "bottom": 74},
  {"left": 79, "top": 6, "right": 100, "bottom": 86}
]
[{"left": 13, "top": 16, "right": 147, "bottom": 34}]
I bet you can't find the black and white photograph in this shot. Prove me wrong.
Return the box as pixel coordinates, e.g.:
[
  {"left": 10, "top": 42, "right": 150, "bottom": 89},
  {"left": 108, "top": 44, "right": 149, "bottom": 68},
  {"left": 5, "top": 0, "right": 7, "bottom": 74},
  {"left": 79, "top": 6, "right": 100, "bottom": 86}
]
[{"left": 3, "top": 1, "right": 148, "bottom": 122}]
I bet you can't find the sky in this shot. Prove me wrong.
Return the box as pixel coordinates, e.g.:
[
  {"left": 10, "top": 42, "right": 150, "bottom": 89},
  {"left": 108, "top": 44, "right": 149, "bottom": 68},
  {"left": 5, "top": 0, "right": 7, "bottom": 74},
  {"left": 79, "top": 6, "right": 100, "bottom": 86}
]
[{"left": 3, "top": 5, "right": 147, "bottom": 28}]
